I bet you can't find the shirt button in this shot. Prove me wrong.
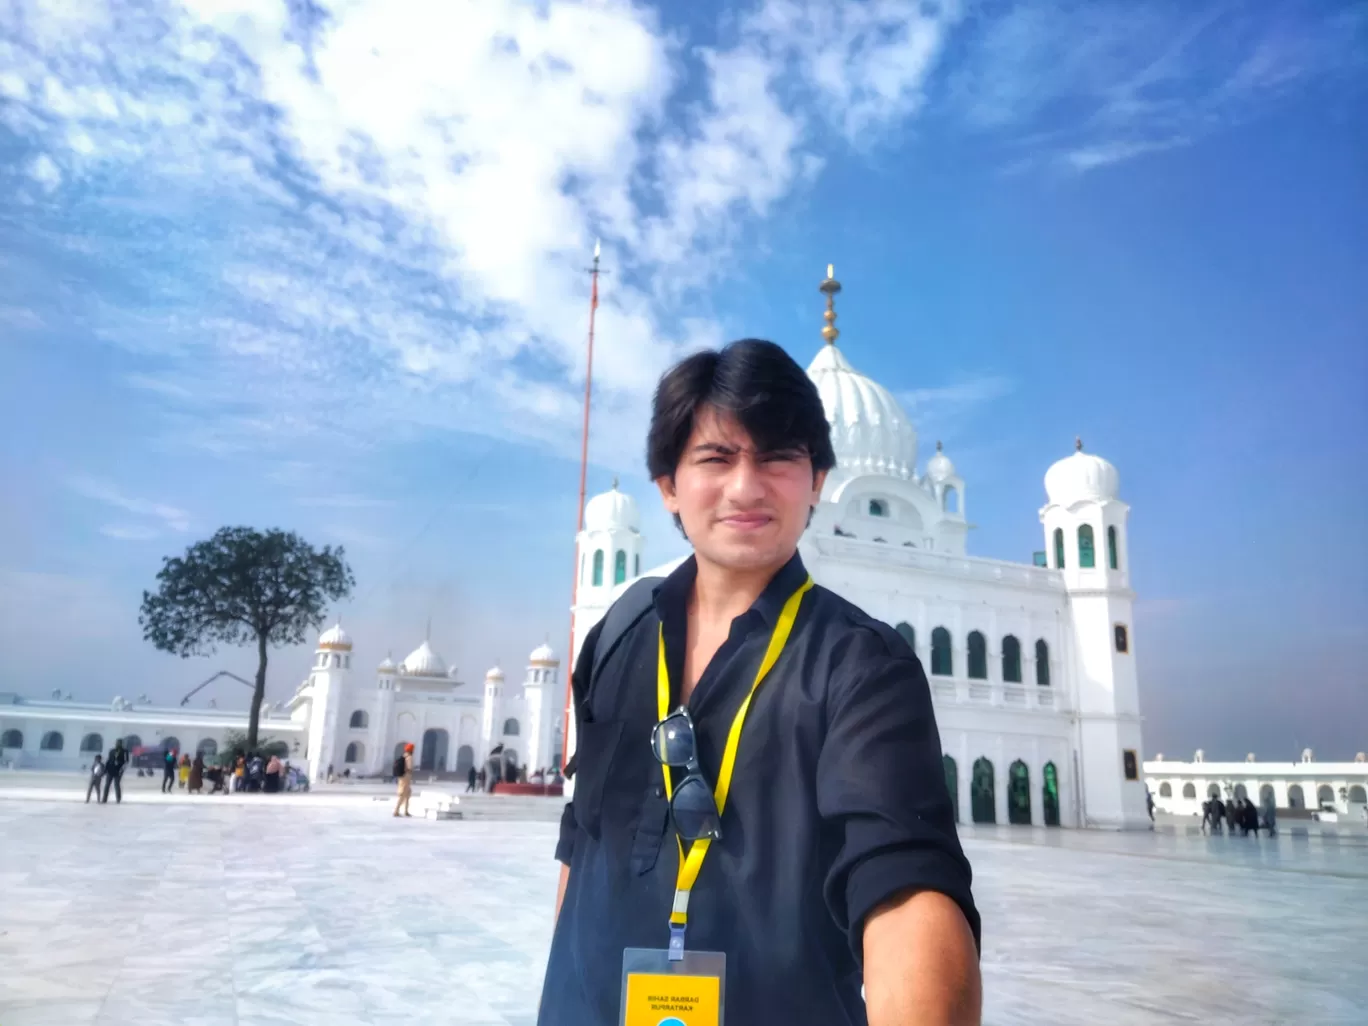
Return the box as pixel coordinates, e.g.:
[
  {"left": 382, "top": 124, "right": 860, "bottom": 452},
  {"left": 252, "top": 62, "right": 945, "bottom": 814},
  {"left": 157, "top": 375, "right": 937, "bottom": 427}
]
[{"left": 654, "top": 785, "right": 666, "bottom": 798}]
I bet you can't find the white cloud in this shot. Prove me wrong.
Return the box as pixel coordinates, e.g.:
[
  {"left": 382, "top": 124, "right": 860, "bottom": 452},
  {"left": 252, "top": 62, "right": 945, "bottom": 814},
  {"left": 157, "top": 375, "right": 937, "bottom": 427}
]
[
  {"left": 0, "top": 0, "right": 965, "bottom": 474},
  {"left": 29, "top": 153, "right": 61, "bottom": 190},
  {"left": 898, "top": 374, "right": 1014, "bottom": 446},
  {"left": 68, "top": 476, "right": 192, "bottom": 534}
]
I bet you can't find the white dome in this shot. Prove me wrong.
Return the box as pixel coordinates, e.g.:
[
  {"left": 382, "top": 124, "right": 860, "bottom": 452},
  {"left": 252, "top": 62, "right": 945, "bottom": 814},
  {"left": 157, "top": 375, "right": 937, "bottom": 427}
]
[
  {"left": 529, "top": 642, "right": 558, "bottom": 665},
  {"left": 1044, "top": 440, "right": 1120, "bottom": 506},
  {"left": 926, "top": 441, "right": 955, "bottom": 483},
  {"left": 806, "top": 343, "right": 917, "bottom": 479},
  {"left": 485, "top": 665, "right": 505, "bottom": 681},
  {"left": 584, "top": 481, "right": 639, "bottom": 533},
  {"left": 318, "top": 622, "right": 352, "bottom": 650},
  {"left": 399, "top": 640, "right": 447, "bottom": 678},
  {"left": 377, "top": 654, "right": 396, "bottom": 674}
]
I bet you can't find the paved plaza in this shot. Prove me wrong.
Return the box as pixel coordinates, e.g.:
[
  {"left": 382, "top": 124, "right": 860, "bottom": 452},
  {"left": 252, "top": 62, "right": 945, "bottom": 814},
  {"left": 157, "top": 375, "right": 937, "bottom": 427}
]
[{"left": 1, "top": 781, "right": 1365, "bottom": 1026}]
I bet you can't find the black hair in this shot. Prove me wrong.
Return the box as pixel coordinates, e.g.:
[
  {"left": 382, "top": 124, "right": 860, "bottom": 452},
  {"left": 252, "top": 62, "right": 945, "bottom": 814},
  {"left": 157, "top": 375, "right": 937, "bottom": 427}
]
[{"left": 647, "top": 338, "right": 834, "bottom": 533}]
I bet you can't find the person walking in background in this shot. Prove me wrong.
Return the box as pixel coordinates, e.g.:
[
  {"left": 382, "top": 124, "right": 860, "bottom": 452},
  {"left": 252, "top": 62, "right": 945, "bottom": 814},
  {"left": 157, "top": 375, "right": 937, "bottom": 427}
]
[
  {"left": 85, "top": 754, "right": 104, "bottom": 803},
  {"left": 101, "top": 739, "right": 128, "bottom": 804},
  {"left": 162, "top": 747, "right": 177, "bottom": 794},
  {"left": 466, "top": 765, "right": 477, "bottom": 794},
  {"left": 1260, "top": 791, "right": 1277, "bottom": 836},
  {"left": 233, "top": 755, "right": 246, "bottom": 792},
  {"left": 393, "top": 742, "right": 414, "bottom": 817},
  {"left": 178, "top": 753, "right": 192, "bottom": 789},
  {"left": 189, "top": 752, "right": 204, "bottom": 794}
]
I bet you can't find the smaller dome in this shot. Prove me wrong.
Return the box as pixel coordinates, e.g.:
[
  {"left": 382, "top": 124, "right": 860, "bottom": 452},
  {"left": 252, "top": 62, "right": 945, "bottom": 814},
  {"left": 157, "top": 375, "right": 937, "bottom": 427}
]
[
  {"left": 377, "top": 654, "right": 396, "bottom": 674},
  {"left": 584, "top": 480, "right": 640, "bottom": 533},
  {"left": 1044, "top": 439, "right": 1120, "bottom": 507},
  {"left": 529, "top": 642, "right": 558, "bottom": 666},
  {"left": 926, "top": 440, "right": 956, "bottom": 483},
  {"left": 399, "top": 640, "right": 447, "bottom": 678},
  {"left": 485, "top": 665, "right": 505, "bottom": 681},
  {"left": 318, "top": 622, "right": 352, "bottom": 651}
]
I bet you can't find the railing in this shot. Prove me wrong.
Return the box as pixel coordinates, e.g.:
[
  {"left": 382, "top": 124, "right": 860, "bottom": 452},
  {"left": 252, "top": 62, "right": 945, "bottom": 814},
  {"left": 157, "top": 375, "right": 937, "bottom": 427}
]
[
  {"left": 812, "top": 535, "right": 1065, "bottom": 590},
  {"left": 929, "top": 676, "right": 1062, "bottom": 711}
]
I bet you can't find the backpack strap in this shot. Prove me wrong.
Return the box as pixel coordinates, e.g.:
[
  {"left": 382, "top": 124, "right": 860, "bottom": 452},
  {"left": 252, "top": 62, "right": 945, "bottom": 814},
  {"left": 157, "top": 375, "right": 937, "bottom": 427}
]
[{"left": 588, "top": 577, "right": 662, "bottom": 687}]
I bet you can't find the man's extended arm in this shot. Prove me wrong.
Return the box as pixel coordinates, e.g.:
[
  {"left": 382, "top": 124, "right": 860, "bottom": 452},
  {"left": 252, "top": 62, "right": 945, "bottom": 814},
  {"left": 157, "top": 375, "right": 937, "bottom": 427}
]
[
  {"left": 863, "top": 889, "right": 981, "bottom": 1025},
  {"left": 554, "top": 863, "right": 570, "bottom": 923}
]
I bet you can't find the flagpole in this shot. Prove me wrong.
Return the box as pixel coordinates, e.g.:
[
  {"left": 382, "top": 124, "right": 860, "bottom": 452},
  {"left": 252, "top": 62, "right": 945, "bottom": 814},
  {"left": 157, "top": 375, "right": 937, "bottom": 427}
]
[{"left": 563, "top": 241, "right": 603, "bottom": 773}]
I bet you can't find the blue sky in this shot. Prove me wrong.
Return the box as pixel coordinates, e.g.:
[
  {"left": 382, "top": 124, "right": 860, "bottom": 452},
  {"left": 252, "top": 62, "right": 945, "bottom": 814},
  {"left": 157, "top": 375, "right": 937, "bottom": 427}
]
[{"left": 1, "top": 0, "right": 1364, "bottom": 760}]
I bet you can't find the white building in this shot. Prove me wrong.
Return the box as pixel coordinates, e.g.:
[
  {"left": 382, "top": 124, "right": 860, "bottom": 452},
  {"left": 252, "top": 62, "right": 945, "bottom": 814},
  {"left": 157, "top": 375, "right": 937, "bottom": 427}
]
[
  {"left": 0, "top": 691, "right": 307, "bottom": 771},
  {"left": 1146, "top": 750, "right": 1368, "bottom": 818},
  {"left": 0, "top": 629, "right": 562, "bottom": 787},
  {"left": 565, "top": 268, "right": 1151, "bottom": 830},
  {"left": 284, "top": 624, "right": 562, "bottom": 783}
]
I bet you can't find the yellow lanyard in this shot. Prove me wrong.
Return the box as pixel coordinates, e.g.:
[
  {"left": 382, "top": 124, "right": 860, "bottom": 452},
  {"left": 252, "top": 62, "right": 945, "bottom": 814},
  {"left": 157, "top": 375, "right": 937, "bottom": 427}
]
[{"left": 656, "top": 575, "right": 814, "bottom": 938}]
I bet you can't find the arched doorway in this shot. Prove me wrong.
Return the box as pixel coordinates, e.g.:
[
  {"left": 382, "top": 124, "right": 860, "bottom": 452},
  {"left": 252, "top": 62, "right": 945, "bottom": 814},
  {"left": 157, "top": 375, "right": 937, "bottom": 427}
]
[
  {"left": 1287, "top": 784, "right": 1305, "bottom": 808},
  {"left": 971, "top": 758, "right": 995, "bottom": 823},
  {"left": 1349, "top": 785, "right": 1367, "bottom": 804},
  {"left": 503, "top": 747, "right": 520, "bottom": 781},
  {"left": 1042, "top": 762, "right": 1060, "bottom": 826},
  {"left": 123, "top": 734, "right": 142, "bottom": 751},
  {"left": 943, "top": 755, "right": 958, "bottom": 822},
  {"left": 1233, "top": 783, "right": 1247, "bottom": 801},
  {"left": 1259, "top": 784, "right": 1275, "bottom": 805},
  {"left": 454, "top": 745, "right": 475, "bottom": 776},
  {"left": 161, "top": 736, "right": 181, "bottom": 753},
  {"left": 1008, "top": 760, "right": 1031, "bottom": 825},
  {"left": 80, "top": 733, "right": 103, "bottom": 754},
  {"left": 197, "top": 738, "right": 218, "bottom": 758},
  {"left": 420, "top": 728, "right": 449, "bottom": 772},
  {"left": 1316, "top": 785, "right": 1334, "bottom": 808}
]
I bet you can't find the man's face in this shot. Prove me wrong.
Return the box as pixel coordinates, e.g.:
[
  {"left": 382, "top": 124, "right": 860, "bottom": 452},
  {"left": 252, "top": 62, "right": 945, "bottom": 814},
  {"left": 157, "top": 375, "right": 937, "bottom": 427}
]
[{"left": 656, "top": 406, "right": 826, "bottom": 574}]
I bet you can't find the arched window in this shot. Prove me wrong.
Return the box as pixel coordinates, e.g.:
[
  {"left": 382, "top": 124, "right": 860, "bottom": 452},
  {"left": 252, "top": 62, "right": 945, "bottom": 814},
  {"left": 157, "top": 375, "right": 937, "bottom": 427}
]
[
  {"left": 1207, "top": 783, "right": 1221, "bottom": 798},
  {"left": 1259, "top": 784, "right": 1275, "bottom": 805},
  {"left": 614, "top": 550, "right": 627, "bottom": 585},
  {"left": 349, "top": 710, "right": 368, "bottom": 729},
  {"left": 943, "top": 755, "right": 958, "bottom": 822},
  {"left": 1001, "top": 635, "right": 1022, "bottom": 683},
  {"left": 591, "top": 550, "right": 604, "bottom": 587},
  {"left": 80, "top": 732, "right": 103, "bottom": 753},
  {"left": 1053, "top": 527, "right": 1065, "bottom": 568},
  {"left": 1159, "top": 782, "right": 1172, "bottom": 797},
  {"left": 1316, "top": 785, "right": 1335, "bottom": 807},
  {"left": 1107, "top": 525, "right": 1119, "bottom": 570},
  {"left": 943, "top": 486, "right": 959, "bottom": 514},
  {"left": 124, "top": 734, "right": 142, "bottom": 751},
  {"left": 1348, "top": 785, "right": 1366, "bottom": 803},
  {"left": 1234, "top": 784, "right": 1247, "bottom": 800},
  {"left": 161, "top": 736, "right": 180, "bottom": 753},
  {"left": 344, "top": 655, "right": 351, "bottom": 669},
  {"left": 967, "top": 631, "right": 987, "bottom": 680},
  {"left": 868, "top": 498, "right": 887, "bottom": 517},
  {"left": 40, "top": 731, "right": 64, "bottom": 751},
  {"left": 1114, "top": 624, "right": 1129, "bottom": 653},
  {"left": 1182, "top": 782, "right": 1196, "bottom": 798},
  {"left": 1035, "top": 639, "right": 1050, "bottom": 686},
  {"left": 1078, "top": 524, "right": 1096, "bottom": 568},
  {"left": 894, "top": 622, "right": 916, "bottom": 655},
  {"left": 0, "top": 729, "right": 22, "bottom": 749},
  {"left": 344, "top": 741, "right": 364, "bottom": 764},
  {"left": 634, "top": 554, "right": 640, "bottom": 577},
  {"left": 1042, "top": 761, "right": 1060, "bottom": 826},
  {"left": 1008, "top": 760, "right": 1031, "bottom": 824},
  {"left": 971, "top": 758, "right": 995, "bottom": 823},
  {"left": 197, "top": 738, "right": 218, "bottom": 757},
  {"left": 930, "top": 627, "right": 952, "bottom": 676},
  {"left": 1287, "top": 784, "right": 1305, "bottom": 808},
  {"left": 502, "top": 718, "right": 520, "bottom": 736}
]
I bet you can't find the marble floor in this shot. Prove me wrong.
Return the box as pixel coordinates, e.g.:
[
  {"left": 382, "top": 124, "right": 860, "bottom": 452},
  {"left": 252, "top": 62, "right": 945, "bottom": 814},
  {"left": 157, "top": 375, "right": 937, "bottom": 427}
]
[{"left": 0, "top": 789, "right": 1365, "bottom": 1026}]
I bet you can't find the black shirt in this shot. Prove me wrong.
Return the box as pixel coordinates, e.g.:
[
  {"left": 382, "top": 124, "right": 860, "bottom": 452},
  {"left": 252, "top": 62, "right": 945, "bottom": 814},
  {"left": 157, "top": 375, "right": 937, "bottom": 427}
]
[{"left": 538, "top": 552, "right": 979, "bottom": 1026}]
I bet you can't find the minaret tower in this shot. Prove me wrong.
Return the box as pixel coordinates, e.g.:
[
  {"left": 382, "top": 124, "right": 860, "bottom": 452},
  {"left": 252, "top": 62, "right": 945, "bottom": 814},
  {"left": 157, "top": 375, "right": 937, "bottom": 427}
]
[
  {"left": 481, "top": 665, "right": 505, "bottom": 765},
  {"left": 1041, "top": 439, "right": 1147, "bottom": 829},
  {"left": 306, "top": 622, "right": 351, "bottom": 783},
  {"left": 523, "top": 641, "right": 561, "bottom": 775},
  {"left": 373, "top": 651, "right": 397, "bottom": 775}
]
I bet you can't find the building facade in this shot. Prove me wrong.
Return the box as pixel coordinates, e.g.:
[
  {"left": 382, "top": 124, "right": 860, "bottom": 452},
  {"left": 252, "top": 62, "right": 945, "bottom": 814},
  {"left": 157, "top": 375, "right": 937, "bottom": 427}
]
[
  {"left": 565, "top": 268, "right": 1152, "bottom": 830},
  {"left": 1146, "top": 750, "right": 1368, "bottom": 818}
]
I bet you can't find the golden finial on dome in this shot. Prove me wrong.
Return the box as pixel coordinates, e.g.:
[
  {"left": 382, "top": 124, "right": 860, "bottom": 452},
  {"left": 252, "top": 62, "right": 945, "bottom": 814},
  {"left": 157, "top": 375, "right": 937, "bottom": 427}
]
[{"left": 819, "top": 263, "right": 842, "bottom": 345}]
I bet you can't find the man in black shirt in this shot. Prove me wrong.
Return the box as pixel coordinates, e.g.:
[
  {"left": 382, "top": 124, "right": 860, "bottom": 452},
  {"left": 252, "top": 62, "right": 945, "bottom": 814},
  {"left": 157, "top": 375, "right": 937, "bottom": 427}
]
[
  {"left": 539, "top": 339, "right": 981, "bottom": 1024},
  {"left": 101, "top": 738, "right": 128, "bottom": 804}
]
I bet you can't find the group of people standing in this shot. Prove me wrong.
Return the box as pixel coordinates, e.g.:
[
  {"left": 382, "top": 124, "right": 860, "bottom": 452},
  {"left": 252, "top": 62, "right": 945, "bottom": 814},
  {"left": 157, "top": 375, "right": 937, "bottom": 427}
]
[
  {"left": 84, "top": 741, "right": 301, "bottom": 803},
  {"left": 1202, "top": 793, "right": 1276, "bottom": 836}
]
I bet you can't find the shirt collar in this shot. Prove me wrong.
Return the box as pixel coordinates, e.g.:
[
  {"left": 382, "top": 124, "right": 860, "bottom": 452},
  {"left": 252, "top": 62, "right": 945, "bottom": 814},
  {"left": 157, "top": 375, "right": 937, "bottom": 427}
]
[{"left": 653, "top": 549, "right": 809, "bottom": 628}]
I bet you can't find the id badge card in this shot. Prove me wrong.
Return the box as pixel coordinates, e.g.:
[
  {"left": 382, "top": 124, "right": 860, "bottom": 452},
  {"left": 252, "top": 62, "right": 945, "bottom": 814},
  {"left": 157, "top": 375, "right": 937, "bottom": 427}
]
[{"left": 620, "top": 947, "right": 726, "bottom": 1026}]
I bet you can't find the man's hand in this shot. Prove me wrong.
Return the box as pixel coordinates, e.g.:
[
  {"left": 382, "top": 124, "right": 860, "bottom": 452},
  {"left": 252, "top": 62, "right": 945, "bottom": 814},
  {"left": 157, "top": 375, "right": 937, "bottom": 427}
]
[
  {"left": 554, "top": 863, "right": 570, "bottom": 923},
  {"left": 863, "top": 889, "right": 981, "bottom": 1026}
]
